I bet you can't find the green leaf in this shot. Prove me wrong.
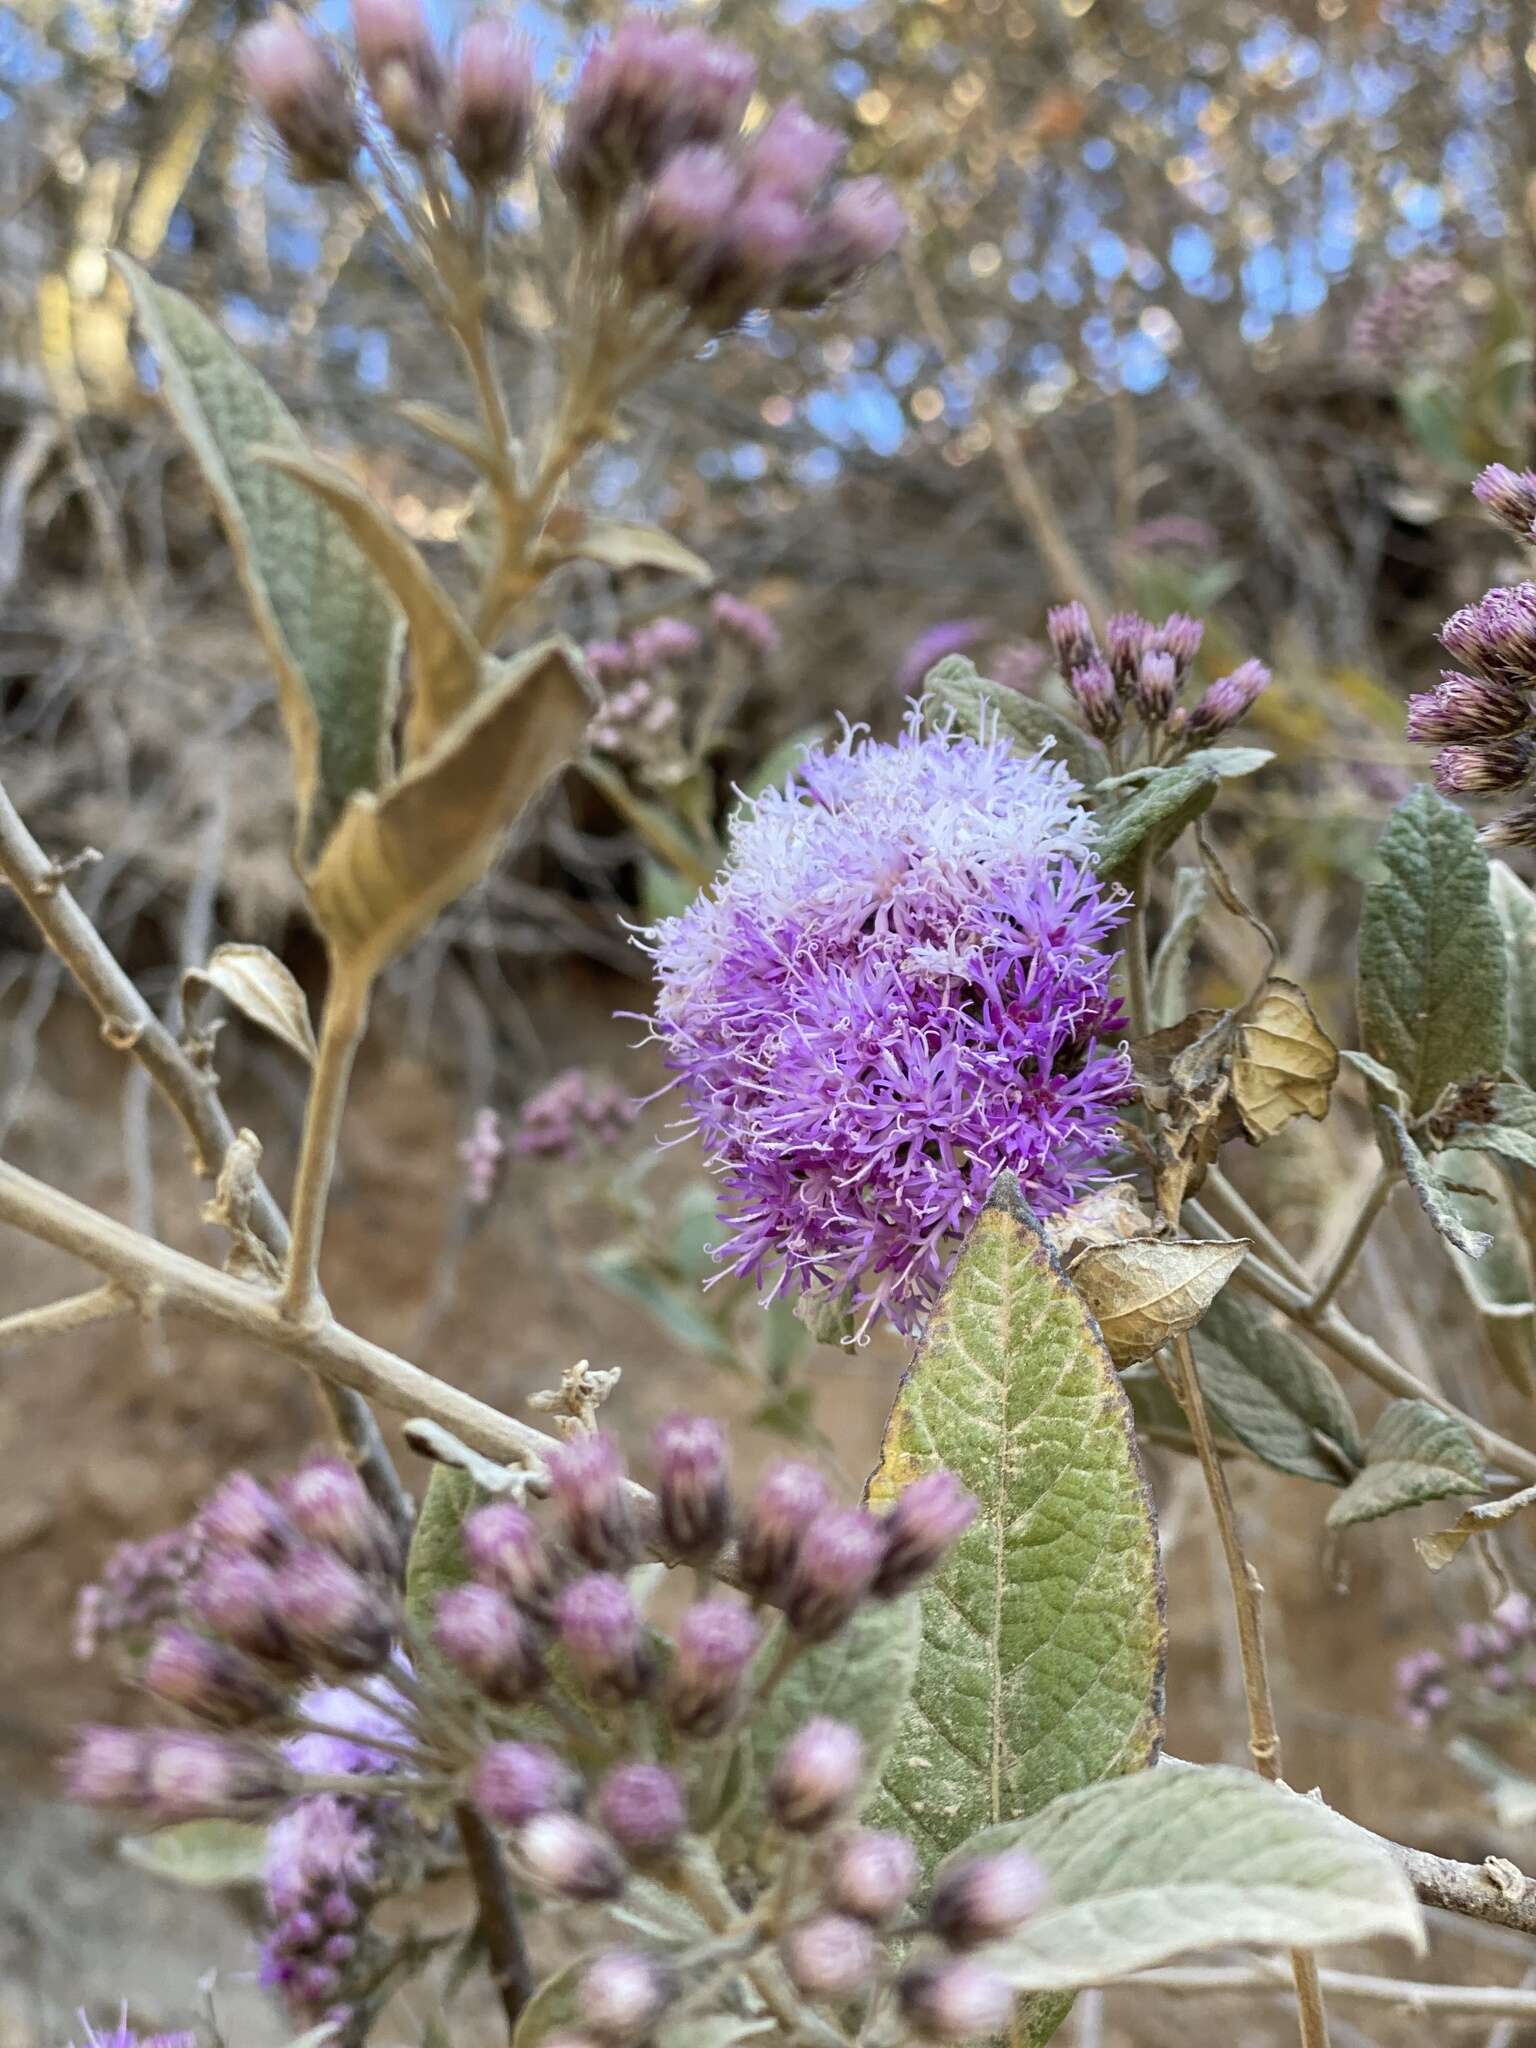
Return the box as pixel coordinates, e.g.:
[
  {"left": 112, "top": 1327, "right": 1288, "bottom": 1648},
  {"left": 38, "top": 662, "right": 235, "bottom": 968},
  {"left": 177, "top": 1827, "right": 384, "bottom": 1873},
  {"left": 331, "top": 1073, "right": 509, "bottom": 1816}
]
[
  {"left": 1190, "top": 1288, "right": 1362, "bottom": 1485},
  {"left": 118, "top": 1818, "right": 268, "bottom": 1888},
  {"left": 637, "top": 857, "right": 700, "bottom": 924},
  {"left": 512, "top": 1957, "right": 587, "bottom": 2047},
  {"left": 1094, "top": 763, "right": 1220, "bottom": 886},
  {"left": 404, "top": 1464, "right": 480, "bottom": 1629},
  {"left": 1491, "top": 862, "right": 1536, "bottom": 1087},
  {"left": 923, "top": 657, "right": 1108, "bottom": 789},
  {"left": 1181, "top": 745, "right": 1273, "bottom": 780},
  {"left": 117, "top": 258, "right": 402, "bottom": 866},
  {"left": 1326, "top": 1398, "right": 1485, "bottom": 1527},
  {"left": 1377, "top": 1106, "right": 1493, "bottom": 1259},
  {"left": 964, "top": 1764, "right": 1422, "bottom": 1993},
  {"left": 1440, "top": 1147, "right": 1536, "bottom": 1395},
  {"left": 1150, "top": 865, "right": 1207, "bottom": 1029},
  {"left": 866, "top": 1175, "right": 1166, "bottom": 1872},
  {"left": 1357, "top": 786, "right": 1507, "bottom": 1116}
]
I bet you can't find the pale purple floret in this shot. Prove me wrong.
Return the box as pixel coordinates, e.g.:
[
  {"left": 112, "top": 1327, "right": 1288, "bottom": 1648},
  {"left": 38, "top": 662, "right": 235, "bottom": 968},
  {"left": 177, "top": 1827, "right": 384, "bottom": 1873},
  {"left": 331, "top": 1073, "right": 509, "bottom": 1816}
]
[{"left": 647, "top": 709, "right": 1132, "bottom": 1332}]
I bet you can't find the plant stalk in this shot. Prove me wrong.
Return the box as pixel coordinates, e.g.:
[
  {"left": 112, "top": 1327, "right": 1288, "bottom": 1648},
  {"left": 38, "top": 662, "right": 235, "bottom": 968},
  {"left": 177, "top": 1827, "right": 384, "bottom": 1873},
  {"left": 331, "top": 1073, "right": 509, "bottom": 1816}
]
[
  {"left": 455, "top": 1800, "right": 534, "bottom": 2037},
  {"left": 1305, "top": 1167, "right": 1397, "bottom": 1318},
  {"left": 281, "top": 959, "right": 371, "bottom": 1325}
]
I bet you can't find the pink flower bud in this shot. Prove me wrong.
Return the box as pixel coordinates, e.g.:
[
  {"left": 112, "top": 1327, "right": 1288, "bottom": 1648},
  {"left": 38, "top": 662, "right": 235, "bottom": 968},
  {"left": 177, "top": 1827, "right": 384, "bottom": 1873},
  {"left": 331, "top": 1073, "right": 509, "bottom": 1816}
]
[
  {"left": 1473, "top": 463, "right": 1536, "bottom": 540},
  {"left": 1441, "top": 584, "right": 1536, "bottom": 690},
  {"left": 237, "top": 13, "right": 360, "bottom": 183},
  {"left": 463, "top": 1502, "right": 559, "bottom": 1619},
  {"left": 1185, "top": 658, "right": 1271, "bottom": 741},
  {"left": 898, "top": 1957, "right": 1014, "bottom": 2041},
  {"left": 576, "top": 1949, "right": 677, "bottom": 2038},
  {"left": 1434, "top": 733, "right": 1535, "bottom": 795},
  {"left": 549, "top": 1434, "right": 637, "bottom": 1572},
  {"left": 145, "top": 1732, "right": 289, "bottom": 1818},
  {"left": 1134, "top": 650, "right": 1178, "bottom": 723},
  {"left": 1068, "top": 659, "right": 1122, "bottom": 742},
  {"left": 928, "top": 1847, "right": 1047, "bottom": 1948},
  {"left": 1046, "top": 602, "right": 1098, "bottom": 674},
  {"left": 827, "top": 1828, "right": 919, "bottom": 1923},
  {"left": 667, "top": 1598, "right": 759, "bottom": 1736},
  {"left": 558, "top": 20, "right": 754, "bottom": 217},
  {"left": 434, "top": 1584, "right": 544, "bottom": 1703},
  {"left": 275, "top": 1548, "right": 394, "bottom": 1672},
  {"left": 351, "top": 0, "right": 444, "bottom": 151},
  {"left": 786, "top": 176, "right": 904, "bottom": 305},
  {"left": 190, "top": 1553, "right": 294, "bottom": 1664},
  {"left": 283, "top": 1458, "right": 397, "bottom": 1580},
  {"left": 596, "top": 1763, "right": 687, "bottom": 1861},
  {"left": 143, "top": 1625, "right": 286, "bottom": 1727},
  {"left": 555, "top": 1574, "right": 654, "bottom": 1702},
  {"left": 449, "top": 19, "right": 535, "bottom": 186},
  {"left": 768, "top": 1716, "right": 863, "bottom": 1832},
  {"left": 64, "top": 1725, "right": 150, "bottom": 1807},
  {"left": 783, "top": 1507, "right": 885, "bottom": 1640},
  {"left": 199, "top": 1471, "right": 295, "bottom": 1560},
  {"left": 474, "top": 1740, "right": 578, "bottom": 1827},
  {"left": 781, "top": 1913, "right": 878, "bottom": 1999},
  {"left": 738, "top": 1460, "right": 830, "bottom": 1599},
  {"left": 653, "top": 1413, "right": 731, "bottom": 1562},
  {"left": 519, "top": 1810, "right": 627, "bottom": 1901},
  {"left": 1104, "top": 611, "right": 1149, "bottom": 696},
  {"left": 710, "top": 591, "right": 780, "bottom": 656},
  {"left": 630, "top": 617, "right": 704, "bottom": 669},
  {"left": 709, "top": 189, "right": 810, "bottom": 321},
  {"left": 874, "top": 1471, "right": 977, "bottom": 1597},
  {"left": 745, "top": 98, "right": 846, "bottom": 201},
  {"left": 623, "top": 145, "right": 739, "bottom": 297},
  {"left": 1407, "top": 673, "right": 1529, "bottom": 744},
  {"left": 1146, "top": 611, "right": 1204, "bottom": 677}
]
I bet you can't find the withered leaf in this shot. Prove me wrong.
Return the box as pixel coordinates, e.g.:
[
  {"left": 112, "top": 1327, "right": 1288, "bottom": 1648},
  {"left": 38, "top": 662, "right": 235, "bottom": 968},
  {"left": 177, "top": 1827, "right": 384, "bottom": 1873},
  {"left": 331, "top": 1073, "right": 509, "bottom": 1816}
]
[
  {"left": 1069, "top": 1237, "right": 1249, "bottom": 1365},
  {"left": 1045, "top": 1182, "right": 1153, "bottom": 1265},
  {"left": 537, "top": 517, "right": 713, "bottom": 585},
  {"left": 183, "top": 943, "right": 317, "bottom": 1064},
  {"left": 1231, "top": 978, "right": 1340, "bottom": 1142},
  {"left": 1415, "top": 1480, "right": 1536, "bottom": 1572}
]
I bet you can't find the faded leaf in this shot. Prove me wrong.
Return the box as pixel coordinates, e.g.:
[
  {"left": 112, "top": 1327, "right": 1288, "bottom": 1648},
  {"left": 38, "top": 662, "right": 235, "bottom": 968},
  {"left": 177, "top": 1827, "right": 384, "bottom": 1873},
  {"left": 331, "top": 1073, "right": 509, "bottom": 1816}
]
[
  {"left": 1095, "top": 761, "right": 1220, "bottom": 887},
  {"left": 1150, "top": 865, "right": 1208, "bottom": 1028},
  {"left": 307, "top": 637, "right": 595, "bottom": 974},
  {"left": 1044, "top": 1182, "right": 1152, "bottom": 1263},
  {"left": 1068, "top": 1236, "right": 1248, "bottom": 1365},
  {"left": 1441, "top": 1147, "right": 1536, "bottom": 1395},
  {"left": 867, "top": 1175, "right": 1166, "bottom": 1873},
  {"left": 396, "top": 399, "right": 500, "bottom": 477},
  {"left": 184, "top": 943, "right": 317, "bottom": 1064},
  {"left": 1231, "top": 977, "right": 1339, "bottom": 1141},
  {"left": 1416, "top": 1480, "right": 1536, "bottom": 1571},
  {"left": 1377, "top": 1107, "right": 1493, "bottom": 1260},
  {"left": 965, "top": 1765, "right": 1421, "bottom": 1993},
  {"left": 403, "top": 1465, "right": 480, "bottom": 1629},
  {"left": 1190, "top": 1289, "right": 1362, "bottom": 1485},
  {"left": 658, "top": 2024, "right": 775, "bottom": 2048},
  {"left": 119, "top": 1818, "right": 267, "bottom": 1887},
  {"left": 1326, "top": 1398, "right": 1484, "bottom": 1528},
  {"left": 258, "top": 445, "right": 483, "bottom": 759},
  {"left": 117, "top": 259, "right": 401, "bottom": 865},
  {"left": 923, "top": 657, "right": 1108, "bottom": 789},
  {"left": 1340, "top": 1048, "right": 1408, "bottom": 1111},
  {"left": 1491, "top": 862, "right": 1536, "bottom": 1087},
  {"left": 1357, "top": 786, "right": 1507, "bottom": 1116},
  {"left": 540, "top": 517, "right": 713, "bottom": 584}
]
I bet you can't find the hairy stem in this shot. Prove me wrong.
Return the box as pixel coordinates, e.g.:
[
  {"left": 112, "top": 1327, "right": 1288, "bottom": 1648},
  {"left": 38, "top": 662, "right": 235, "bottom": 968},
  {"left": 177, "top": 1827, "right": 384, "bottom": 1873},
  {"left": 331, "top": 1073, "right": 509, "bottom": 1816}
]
[
  {"left": 0, "top": 1283, "right": 131, "bottom": 1352},
  {"left": 674, "top": 1845, "right": 846, "bottom": 2048},
  {"left": 281, "top": 961, "right": 371, "bottom": 1325},
  {"left": 455, "top": 1800, "right": 534, "bottom": 2037},
  {"left": 1169, "top": 1332, "right": 1330, "bottom": 2048},
  {"left": 1305, "top": 1167, "right": 1397, "bottom": 1318},
  {"left": 1123, "top": 849, "right": 1154, "bottom": 1038}
]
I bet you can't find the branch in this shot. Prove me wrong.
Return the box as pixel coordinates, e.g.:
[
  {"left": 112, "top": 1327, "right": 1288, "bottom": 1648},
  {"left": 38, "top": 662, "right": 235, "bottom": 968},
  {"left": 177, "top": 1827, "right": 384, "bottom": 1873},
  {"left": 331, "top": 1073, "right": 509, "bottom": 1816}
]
[
  {"left": 1304, "top": 1166, "right": 1398, "bottom": 1318},
  {"left": 0, "top": 1284, "right": 132, "bottom": 1352},
  {"left": 1120, "top": 1966, "right": 1536, "bottom": 2017},
  {"left": 455, "top": 1801, "right": 534, "bottom": 2037},
  {"left": 0, "top": 778, "right": 411, "bottom": 1537}
]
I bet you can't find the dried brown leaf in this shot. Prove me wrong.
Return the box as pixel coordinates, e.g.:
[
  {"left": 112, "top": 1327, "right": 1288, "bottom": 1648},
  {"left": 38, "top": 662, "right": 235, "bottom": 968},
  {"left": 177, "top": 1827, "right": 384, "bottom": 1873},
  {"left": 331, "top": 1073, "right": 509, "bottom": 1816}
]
[
  {"left": 1231, "top": 977, "right": 1340, "bottom": 1142},
  {"left": 1068, "top": 1237, "right": 1249, "bottom": 1365},
  {"left": 1045, "top": 1183, "right": 1154, "bottom": 1264},
  {"left": 183, "top": 943, "right": 317, "bottom": 1064}
]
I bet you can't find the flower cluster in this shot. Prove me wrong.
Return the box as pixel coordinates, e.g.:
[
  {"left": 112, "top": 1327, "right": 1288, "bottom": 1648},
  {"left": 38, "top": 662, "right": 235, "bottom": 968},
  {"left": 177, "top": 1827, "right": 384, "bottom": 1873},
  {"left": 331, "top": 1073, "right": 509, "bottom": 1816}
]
[
  {"left": 648, "top": 709, "right": 1133, "bottom": 1333},
  {"left": 459, "top": 1106, "right": 506, "bottom": 1206},
  {"left": 1393, "top": 1593, "right": 1536, "bottom": 1733},
  {"left": 239, "top": 3, "right": 902, "bottom": 338},
  {"left": 74, "top": 1521, "right": 202, "bottom": 1662},
  {"left": 1347, "top": 259, "right": 1462, "bottom": 375},
  {"left": 1044, "top": 601, "right": 1270, "bottom": 765},
  {"left": 509, "top": 1067, "right": 636, "bottom": 1160},
  {"left": 585, "top": 597, "right": 779, "bottom": 773},
  {"left": 1406, "top": 467, "right": 1536, "bottom": 845},
  {"left": 64, "top": 1426, "right": 1037, "bottom": 2045},
  {"left": 68, "top": 2015, "right": 196, "bottom": 2048}
]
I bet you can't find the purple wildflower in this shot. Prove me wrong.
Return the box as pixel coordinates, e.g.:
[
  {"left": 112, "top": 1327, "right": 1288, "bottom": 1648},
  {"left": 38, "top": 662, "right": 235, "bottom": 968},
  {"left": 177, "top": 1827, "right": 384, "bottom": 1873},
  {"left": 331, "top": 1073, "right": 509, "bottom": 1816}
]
[
  {"left": 647, "top": 710, "right": 1132, "bottom": 1332},
  {"left": 510, "top": 1070, "right": 636, "bottom": 1160},
  {"left": 711, "top": 591, "right": 780, "bottom": 656},
  {"left": 69, "top": 2015, "right": 197, "bottom": 2048},
  {"left": 460, "top": 1107, "right": 505, "bottom": 1205},
  {"left": 74, "top": 1522, "right": 201, "bottom": 1661}
]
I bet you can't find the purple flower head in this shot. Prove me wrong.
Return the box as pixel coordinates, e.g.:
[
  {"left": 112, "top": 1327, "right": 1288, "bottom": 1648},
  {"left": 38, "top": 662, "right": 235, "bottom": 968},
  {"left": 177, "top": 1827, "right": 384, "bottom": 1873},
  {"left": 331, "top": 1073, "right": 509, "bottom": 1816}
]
[
  {"left": 274, "top": 1548, "right": 393, "bottom": 1672},
  {"left": 1146, "top": 611, "right": 1205, "bottom": 677},
  {"left": 145, "top": 1732, "right": 287, "bottom": 1819},
  {"left": 459, "top": 1105, "right": 505, "bottom": 1205},
  {"left": 745, "top": 97, "right": 847, "bottom": 201},
  {"left": 576, "top": 1950, "right": 677, "bottom": 2037},
  {"left": 768, "top": 1716, "right": 864, "bottom": 1832},
  {"left": 351, "top": 0, "right": 444, "bottom": 151},
  {"left": 70, "top": 2016, "right": 196, "bottom": 2048},
  {"left": 65, "top": 1726, "right": 149, "bottom": 1808},
  {"left": 548, "top": 1433, "right": 638, "bottom": 1571},
  {"left": 782, "top": 1913, "right": 878, "bottom": 1998},
  {"left": 1135, "top": 650, "right": 1178, "bottom": 723},
  {"left": 1046, "top": 601, "right": 1098, "bottom": 674},
  {"left": 1068, "top": 659, "right": 1121, "bottom": 741},
  {"left": 474, "top": 1740, "right": 578, "bottom": 1827},
  {"left": 1392, "top": 1647, "right": 1451, "bottom": 1732},
  {"left": 1481, "top": 790, "right": 1536, "bottom": 848},
  {"left": 623, "top": 144, "right": 740, "bottom": 298},
  {"left": 282, "top": 1673, "right": 412, "bottom": 1777},
  {"left": 898, "top": 621, "right": 991, "bottom": 694},
  {"left": 597, "top": 1762, "right": 687, "bottom": 1859},
  {"left": 1433, "top": 735, "right": 1534, "bottom": 796},
  {"left": 711, "top": 188, "right": 813, "bottom": 320},
  {"left": 784, "top": 1507, "right": 885, "bottom": 1639},
  {"left": 737, "top": 1459, "right": 830, "bottom": 1599},
  {"left": 631, "top": 616, "right": 703, "bottom": 669},
  {"left": 654, "top": 1413, "right": 731, "bottom": 1562},
  {"left": 555, "top": 1573, "right": 654, "bottom": 1700},
  {"left": 198, "top": 1472, "right": 295, "bottom": 1561},
  {"left": 143, "top": 1625, "right": 285, "bottom": 1728},
  {"left": 282, "top": 1458, "right": 396, "bottom": 1580},
  {"left": 898, "top": 1957, "right": 1014, "bottom": 2042},
  {"left": 928, "top": 1847, "right": 1048, "bottom": 1947},
  {"left": 237, "top": 14, "right": 358, "bottom": 182},
  {"left": 668, "top": 1597, "right": 759, "bottom": 1735},
  {"left": 1407, "top": 673, "right": 1530, "bottom": 745},
  {"left": 519, "top": 1810, "right": 627, "bottom": 1901},
  {"left": 1473, "top": 463, "right": 1536, "bottom": 541},
  {"left": 189, "top": 1553, "right": 291, "bottom": 1665},
  {"left": 74, "top": 1522, "right": 201, "bottom": 1661},
  {"left": 828, "top": 1828, "right": 919, "bottom": 1922},
  {"left": 787, "top": 176, "right": 904, "bottom": 304},
  {"left": 511, "top": 1068, "right": 635, "bottom": 1161},
  {"left": 434, "top": 1583, "right": 544, "bottom": 1703},
  {"left": 873, "top": 1471, "right": 978, "bottom": 1597},
  {"left": 1104, "top": 612, "right": 1149, "bottom": 696},
  {"left": 711, "top": 591, "right": 781, "bottom": 655},
  {"left": 1186, "top": 658, "right": 1271, "bottom": 741},
  {"left": 648, "top": 712, "right": 1132, "bottom": 1333},
  {"left": 464, "top": 1501, "right": 558, "bottom": 1617},
  {"left": 266, "top": 1793, "right": 379, "bottom": 1916},
  {"left": 448, "top": 19, "right": 535, "bottom": 186},
  {"left": 1440, "top": 584, "right": 1536, "bottom": 692}
]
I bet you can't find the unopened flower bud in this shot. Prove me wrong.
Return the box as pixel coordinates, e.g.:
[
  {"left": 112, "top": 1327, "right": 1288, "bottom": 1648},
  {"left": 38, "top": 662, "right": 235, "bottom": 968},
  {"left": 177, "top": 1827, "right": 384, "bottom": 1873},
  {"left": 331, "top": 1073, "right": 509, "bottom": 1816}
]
[
  {"left": 1104, "top": 612, "right": 1148, "bottom": 696},
  {"left": 143, "top": 1625, "right": 286, "bottom": 1727},
  {"left": 668, "top": 1598, "right": 759, "bottom": 1736},
  {"left": 449, "top": 20, "right": 535, "bottom": 186},
  {"left": 1146, "top": 611, "right": 1203, "bottom": 678},
  {"left": 474, "top": 1740, "right": 578, "bottom": 1827},
  {"left": 711, "top": 189, "right": 811, "bottom": 319},
  {"left": 1185, "top": 658, "right": 1271, "bottom": 741},
  {"left": 784, "top": 1507, "right": 886, "bottom": 1640},
  {"left": 711, "top": 591, "right": 780, "bottom": 655},
  {"left": 745, "top": 98, "right": 846, "bottom": 202},
  {"left": 1407, "top": 672, "right": 1530, "bottom": 744},
  {"left": 928, "top": 1847, "right": 1047, "bottom": 1948},
  {"left": 1481, "top": 791, "right": 1536, "bottom": 847},
  {"left": 768, "top": 1716, "right": 863, "bottom": 1832},
  {"left": 1134, "top": 650, "right": 1178, "bottom": 723},
  {"left": 190, "top": 1554, "right": 292, "bottom": 1664},
  {"left": 146, "top": 1732, "right": 289, "bottom": 1818},
  {"left": 631, "top": 616, "right": 703, "bottom": 669},
  {"left": 576, "top": 1949, "right": 677, "bottom": 2039},
  {"left": 1473, "top": 463, "right": 1536, "bottom": 540},
  {"left": 351, "top": 0, "right": 443, "bottom": 151},
  {"left": 434, "top": 1584, "right": 544, "bottom": 1703},
  {"left": 739, "top": 1460, "right": 831, "bottom": 1599},
  {"left": 874, "top": 1472, "right": 977, "bottom": 1598},
  {"left": 199, "top": 1471, "right": 295, "bottom": 1561},
  {"left": 1441, "top": 584, "right": 1536, "bottom": 690},
  {"left": 463, "top": 1502, "right": 559, "bottom": 1620},
  {"left": 519, "top": 1810, "right": 627, "bottom": 1901},
  {"left": 897, "top": 1957, "right": 1014, "bottom": 2042},
  {"left": 653, "top": 1414, "right": 731, "bottom": 1562},
  {"left": 1434, "top": 734, "right": 1535, "bottom": 795},
  {"left": 596, "top": 1763, "right": 687, "bottom": 1861},
  {"left": 1045, "top": 601, "right": 1098, "bottom": 674},
  {"left": 549, "top": 1434, "right": 637, "bottom": 1572},
  {"left": 237, "top": 13, "right": 359, "bottom": 183},
  {"left": 781, "top": 1913, "right": 878, "bottom": 1999},
  {"left": 275, "top": 1548, "right": 394, "bottom": 1672},
  {"left": 786, "top": 176, "right": 904, "bottom": 306},
  {"left": 64, "top": 1725, "right": 150, "bottom": 1807},
  {"left": 283, "top": 1458, "right": 397, "bottom": 1580},
  {"left": 1067, "top": 659, "right": 1121, "bottom": 742},
  {"left": 556, "top": 1574, "right": 654, "bottom": 1701},
  {"left": 827, "top": 1828, "right": 919, "bottom": 1923}
]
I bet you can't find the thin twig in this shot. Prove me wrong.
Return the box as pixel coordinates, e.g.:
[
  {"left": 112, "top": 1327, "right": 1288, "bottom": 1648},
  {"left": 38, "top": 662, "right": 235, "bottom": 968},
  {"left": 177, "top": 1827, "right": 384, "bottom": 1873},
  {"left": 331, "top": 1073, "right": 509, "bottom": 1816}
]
[
  {"left": 0, "top": 1284, "right": 132, "bottom": 1353},
  {"left": 1306, "top": 1167, "right": 1398, "bottom": 1319},
  {"left": 455, "top": 1800, "right": 534, "bottom": 2038},
  {"left": 1119, "top": 1966, "right": 1536, "bottom": 2017}
]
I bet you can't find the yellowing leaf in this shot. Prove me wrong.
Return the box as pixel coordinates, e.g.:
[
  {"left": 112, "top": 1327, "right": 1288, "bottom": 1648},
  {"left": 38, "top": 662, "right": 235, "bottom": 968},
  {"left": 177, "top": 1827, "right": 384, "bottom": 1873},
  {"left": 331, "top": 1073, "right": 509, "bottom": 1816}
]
[
  {"left": 1068, "top": 1237, "right": 1248, "bottom": 1365},
  {"left": 306, "top": 637, "right": 595, "bottom": 975},
  {"left": 1415, "top": 1480, "right": 1536, "bottom": 1571},
  {"left": 540, "top": 517, "right": 713, "bottom": 584},
  {"left": 183, "top": 943, "right": 317, "bottom": 1064},
  {"left": 1231, "top": 977, "right": 1339, "bottom": 1141}
]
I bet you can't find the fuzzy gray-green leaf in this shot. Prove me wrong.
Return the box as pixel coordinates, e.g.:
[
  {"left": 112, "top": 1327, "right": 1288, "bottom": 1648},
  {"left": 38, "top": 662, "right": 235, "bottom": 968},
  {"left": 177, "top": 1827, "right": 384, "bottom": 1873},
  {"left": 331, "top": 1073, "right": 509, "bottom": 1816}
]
[
  {"left": 1326, "top": 1397, "right": 1484, "bottom": 1527},
  {"left": 404, "top": 1464, "right": 480, "bottom": 1628},
  {"left": 1357, "top": 786, "right": 1507, "bottom": 1116},
  {"left": 866, "top": 1175, "right": 1166, "bottom": 1872},
  {"left": 1095, "top": 762, "right": 1220, "bottom": 886},
  {"left": 1491, "top": 862, "right": 1536, "bottom": 1087},
  {"left": 1377, "top": 1106, "right": 1493, "bottom": 1259},
  {"left": 118, "top": 1818, "right": 268, "bottom": 1888},
  {"left": 1190, "top": 1288, "right": 1362, "bottom": 1484}
]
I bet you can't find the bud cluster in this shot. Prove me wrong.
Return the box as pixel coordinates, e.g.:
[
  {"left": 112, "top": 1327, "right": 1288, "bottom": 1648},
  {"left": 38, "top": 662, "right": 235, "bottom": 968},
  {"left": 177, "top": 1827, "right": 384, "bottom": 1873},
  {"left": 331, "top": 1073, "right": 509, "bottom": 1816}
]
[
  {"left": 507, "top": 1067, "right": 636, "bottom": 1162},
  {"left": 1042, "top": 600, "right": 1269, "bottom": 765},
  {"left": 584, "top": 595, "right": 780, "bottom": 773},
  {"left": 1405, "top": 473, "right": 1536, "bottom": 843},
  {"left": 1393, "top": 1593, "right": 1536, "bottom": 1734},
  {"left": 1347, "top": 259, "right": 1462, "bottom": 377}
]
